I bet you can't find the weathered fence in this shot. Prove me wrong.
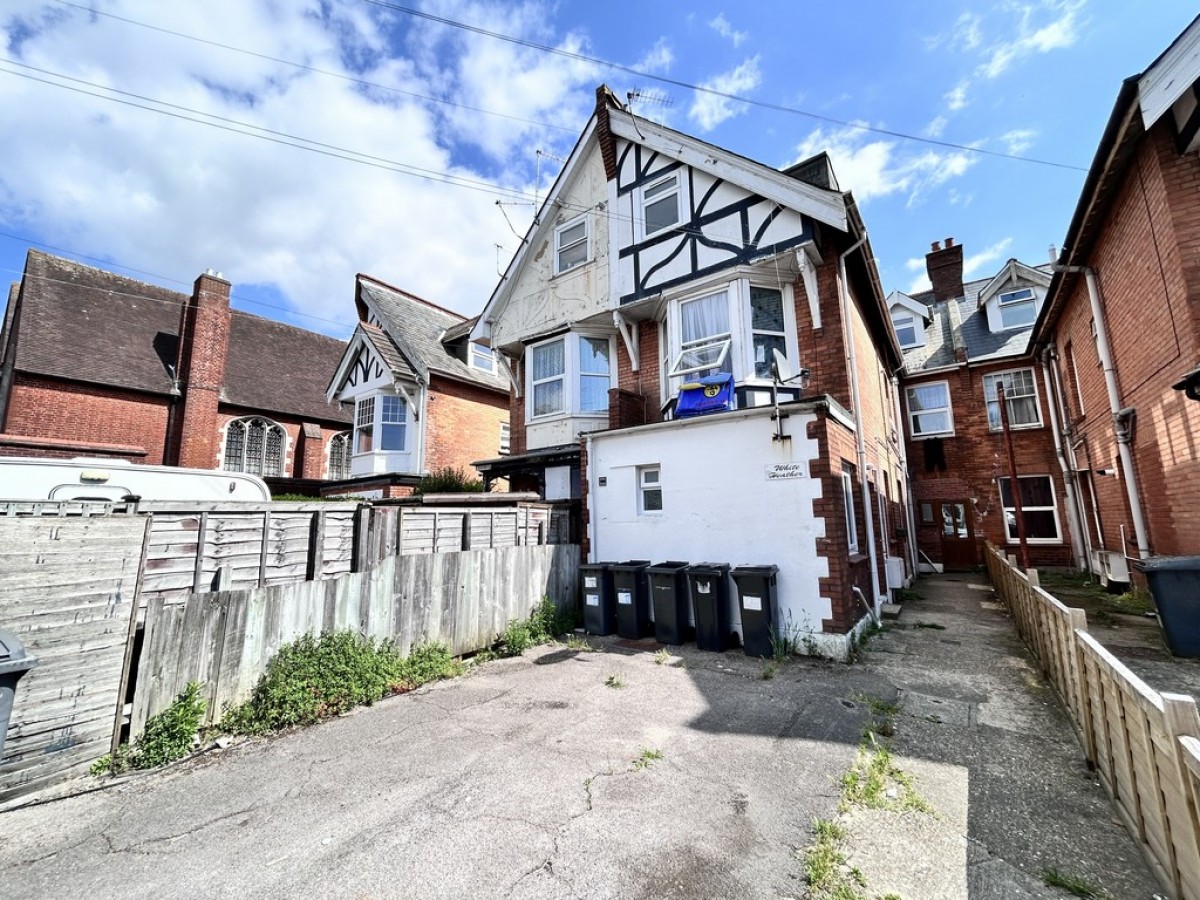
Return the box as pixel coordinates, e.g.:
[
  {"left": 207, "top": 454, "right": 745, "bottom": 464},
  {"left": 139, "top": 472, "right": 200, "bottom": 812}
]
[
  {"left": 130, "top": 543, "right": 580, "bottom": 736},
  {"left": 0, "top": 517, "right": 150, "bottom": 804},
  {"left": 986, "top": 544, "right": 1200, "bottom": 899}
]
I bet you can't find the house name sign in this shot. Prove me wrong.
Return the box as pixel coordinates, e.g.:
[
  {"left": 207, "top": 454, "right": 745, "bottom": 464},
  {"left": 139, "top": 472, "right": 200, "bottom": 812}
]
[{"left": 765, "top": 462, "right": 806, "bottom": 480}]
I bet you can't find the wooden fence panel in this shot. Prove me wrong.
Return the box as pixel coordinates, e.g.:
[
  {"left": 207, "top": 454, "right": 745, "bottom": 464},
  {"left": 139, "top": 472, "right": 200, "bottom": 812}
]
[
  {"left": 130, "top": 544, "right": 580, "bottom": 734},
  {"left": 0, "top": 517, "right": 150, "bottom": 803}
]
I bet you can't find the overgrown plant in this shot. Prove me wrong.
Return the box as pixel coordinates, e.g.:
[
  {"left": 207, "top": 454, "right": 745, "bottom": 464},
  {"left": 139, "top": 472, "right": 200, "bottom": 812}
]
[
  {"left": 501, "top": 597, "right": 571, "bottom": 657},
  {"left": 220, "top": 632, "right": 460, "bottom": 734},
  {"left": 414, "top": 466, "right": 484, "bottom": 495},
  {"left": 92, "top": 681, "right": 207, "bottom": 776}
]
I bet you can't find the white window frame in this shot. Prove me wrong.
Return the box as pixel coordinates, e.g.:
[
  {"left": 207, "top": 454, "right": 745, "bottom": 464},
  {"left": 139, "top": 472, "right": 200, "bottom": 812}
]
[
  {"left": 997, "top": 287, "right": 1037, "bottom": 331},
  {"left": 983, "top": 368, "right": 1042, "bottom": 431},
  {"left": 841, "top": 470, "right": 859, "bottom": 554},
  {"left": 638, "top": 466, "right": 662, "bottom": 515},
  {"left": 905, "top": 381, "right": 954, "bottom": 439},
  {"left": 499, "top": 422, "right": 511, "bottom": 456},
  {"left": 379, "top": 394, "right": 408, "bottom": 452},
  {"left": 997, "top": 474, "right": 1062, "bottom": 544},
  {"left": 637, "top": 170, "right": 684, "bottom": 239},
  {"left": 554, "top": 214, "right": 590, "bottom": 275},
  {"left": 526, "top": 333, "right": 615, "bottom": 421},
  {"left": 355, "top": 396, "right": 375, "bottom": 454},
  {"left": 353, "top": 392, "right": 408, "bottom": 454},
  {"left": 891, "top": 309, "right": 921, "bottom": 349},
  {"left": 470, "top": 341, "right": 496, "bottom": 373}
]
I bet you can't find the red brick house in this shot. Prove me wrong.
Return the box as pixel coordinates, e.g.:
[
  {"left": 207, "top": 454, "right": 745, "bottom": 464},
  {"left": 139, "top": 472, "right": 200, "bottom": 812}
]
[
  {"left": 471, "top": 86, "right": 913, "bottom": 658},
  {"left": 894, "top": 242, "right": 1078, "bottom": 572},
  {"left": 1032, "top": 14, "right": 1200, "bottom": 579},
  {"left": 324, "top": 274, "right": 510, "bottom": 498},
  {"left": 0, "top": 250, "right": 351, "bottom": 488}
]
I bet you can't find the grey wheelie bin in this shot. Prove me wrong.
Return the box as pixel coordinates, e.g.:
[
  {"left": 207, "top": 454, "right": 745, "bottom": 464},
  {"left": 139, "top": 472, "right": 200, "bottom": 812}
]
[
  {"left": 610, "top": 560, "right": 652, "bottom": 639},
  {"left": 580, "top": 562, "right": 617, "bottom": 636},
  {"left": 731, "top": 565, "right": 780, "bottom": 658},
  {"left": 647, "top": 561, "right": 691, "bottom": 645},
  {"left": 0, "top": 628, "right": 38, "bottom": 761},
  {"left": 688, "top": 563, "right": 731, "bottom": 652},
  {"left": 1134, "top": 556, "right": 1200, "bottom": 657}
]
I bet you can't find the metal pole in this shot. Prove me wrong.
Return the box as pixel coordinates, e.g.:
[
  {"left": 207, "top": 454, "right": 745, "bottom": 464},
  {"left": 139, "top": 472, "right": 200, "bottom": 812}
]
[{"left": 998, "top": 382, "right": 1030, "bottom": 569}]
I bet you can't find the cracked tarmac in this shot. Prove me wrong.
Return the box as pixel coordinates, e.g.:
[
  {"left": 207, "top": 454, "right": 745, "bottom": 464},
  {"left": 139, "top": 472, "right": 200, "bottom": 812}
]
[{"left": 0, "top": 578, "right": 1167, "bottom": 899}]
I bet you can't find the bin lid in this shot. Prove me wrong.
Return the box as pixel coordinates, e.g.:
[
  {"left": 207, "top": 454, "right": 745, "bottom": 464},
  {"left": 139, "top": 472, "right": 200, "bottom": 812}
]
[
  {"left": 610, "top": 559, "right": 652, "bottom": 570},
  {"left": 688, "top": 562, "right": 731, "bottom": 573},
  {"left": 1132, "top": 555, "right": 1200, "bottom": 572},
  {"left": 0, "top": 627, "right": 37, "bottom": 676},
  {"left": 731, "top": 565, "right": 780, "bottom": 576},
  {"left": 580, "top": 561, "right": 618, "bottom": 570},
  {"left": 647, "top": 561, "right": 690, "bottom": 573}
]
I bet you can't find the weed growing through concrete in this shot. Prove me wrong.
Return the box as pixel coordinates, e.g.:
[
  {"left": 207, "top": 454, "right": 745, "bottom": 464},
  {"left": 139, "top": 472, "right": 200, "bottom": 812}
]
[
  {"left": 912, "top": 621, "right": 946, "bottom": 630},
  {"left": 566, "top": 635, "right": 599, "bottom": 652},
  {"left": 800, "top": 817, "right": 875, "bottom": 900},
  {"left": 605, "top": 674, "right": 625, "bottom": 689},
  {"left": 93, "top": 681, "right": 206, "bottom": 776},
  {"left": 1042, "top": 868, "right": 1109, "bottom": 899},
  {"left": 632, "top": 748, "right": 663, "bottom": 771},
  {"left": 501, "top": 597, "right": 572, "bottom": 657},
  {"left": 840, "top": 735, "right": 933, "bottom": 815},
  {"left": 654, "top": 648, "right": 670, "bottom": 665},
  {"left": 894, "top": 587, "right": 923, "bottom": 603},
  {"left": 761, "top": 662, "right": 777, "bottom": 680}
]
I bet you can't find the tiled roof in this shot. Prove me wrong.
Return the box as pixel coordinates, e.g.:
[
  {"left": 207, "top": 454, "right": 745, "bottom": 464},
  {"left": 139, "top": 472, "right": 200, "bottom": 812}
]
[
  {"left": 357, "top": 276, "right": 506, "bottom": 391},
  {"left": 8, "top": 250, "right": 350, "bottom": 425}
]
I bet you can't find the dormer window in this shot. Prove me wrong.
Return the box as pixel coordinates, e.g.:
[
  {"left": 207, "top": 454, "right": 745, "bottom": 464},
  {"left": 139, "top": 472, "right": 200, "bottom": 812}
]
[
  {"left": 554, "top": 215, "right": 589, "bottom": 274},
  {"left": 997, "top": 288, "right": 1037, "bottom": 330},
  {"left": 891, "top": 310, "right": 921, "bottom": 349},
  {"left": 470, "top": 341, "right": 495, "bottom": 373}
]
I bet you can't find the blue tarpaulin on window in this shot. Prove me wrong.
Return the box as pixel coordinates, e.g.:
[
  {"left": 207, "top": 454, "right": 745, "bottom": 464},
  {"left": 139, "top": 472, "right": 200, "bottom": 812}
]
[{"left": 676, "top": 373, "right": 734, "bottom": 418}]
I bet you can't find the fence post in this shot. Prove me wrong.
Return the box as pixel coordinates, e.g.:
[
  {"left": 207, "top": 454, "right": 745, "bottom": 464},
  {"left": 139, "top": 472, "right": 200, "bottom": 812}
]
[
  {"left": 353, "top": 505, "right": 371, "bottom": 572},
  {"left": 1068, "top": 608, "right": 1096, "bottom": 761},
  {"left": 191, "top": 511, "right": 209, "bottom": 593},
  {"left": 462, "top": 512, "right": 473, "bottom": 551},
  {"left": 307, "top": 510, "right": 325, "bottom": 581},
  {"left": 1026, "top": 567, "right": 1040, "bottom": 588},
  {"left": 258, "top": 510, "right": 271, "bottom": 587},
  {"left": 1163, "top": 694, "right": 1200, "bottom": 898}
]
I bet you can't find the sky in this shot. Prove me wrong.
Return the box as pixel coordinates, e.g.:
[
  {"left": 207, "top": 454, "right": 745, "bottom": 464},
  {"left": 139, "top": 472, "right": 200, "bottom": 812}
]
[{"left": 0, "top": 1, "right": 1196, "bottom": 340}]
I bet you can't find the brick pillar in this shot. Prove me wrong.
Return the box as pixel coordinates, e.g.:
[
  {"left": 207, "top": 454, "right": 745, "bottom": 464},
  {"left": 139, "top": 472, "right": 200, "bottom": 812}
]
[
  {"left": 176, "top": 270, "right": 231, "bottom": 469},
  {"left": 299, "top": 423, "right": 325, "bottom": 479}
]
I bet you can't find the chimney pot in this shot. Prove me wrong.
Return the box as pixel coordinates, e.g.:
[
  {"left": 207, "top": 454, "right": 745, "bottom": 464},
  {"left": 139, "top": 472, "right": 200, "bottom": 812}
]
[
  {"left": 945, "top": 237, "right": 955, "bottom": 248},
  {"left": 931, "top": 241, "right": 941, "bottom": 252}
]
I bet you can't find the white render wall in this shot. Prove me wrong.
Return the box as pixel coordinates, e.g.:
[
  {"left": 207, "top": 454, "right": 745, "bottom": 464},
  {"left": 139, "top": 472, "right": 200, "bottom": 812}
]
[{"left": 587, "top": 407, "right": 831, "bottom": 640}]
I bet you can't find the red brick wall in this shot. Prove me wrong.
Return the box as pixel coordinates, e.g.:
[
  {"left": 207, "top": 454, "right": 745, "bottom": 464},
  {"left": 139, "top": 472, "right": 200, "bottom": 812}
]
[
  {"left": 4, "top": 374, "right": 168, "bottom": 462},
  {"left": 424, "top": 374, "right": 509, "bottom": 476},
  {"left": 1050, "top": 120, "right": 1200, "bottom": 558},
  {"left": 903, "top": 361, "right": 1074, "bottom": 568},
  {"left": 177, "top": 273, "right": 231, "bottom": 469},
  {"left": 610, "top": 321, "right": 663, "bottom": 423},
  {"left": 507, "top": 355, "right": 527, "bottom": 457},
  {"left": 795, "top": 261, "right": 852, "bottom": 410}
]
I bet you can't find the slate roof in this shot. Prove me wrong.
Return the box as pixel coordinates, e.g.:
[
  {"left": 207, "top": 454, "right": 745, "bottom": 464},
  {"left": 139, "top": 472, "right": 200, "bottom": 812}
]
[
  {"left": 901, "top": 262, "right": 1053, "bottom": 373},
  {"left": 355, "top": 276, "right": 506, "bottom": 392},
  {"left": 5, "top": 250, "right": 350, "bottom": 425}
]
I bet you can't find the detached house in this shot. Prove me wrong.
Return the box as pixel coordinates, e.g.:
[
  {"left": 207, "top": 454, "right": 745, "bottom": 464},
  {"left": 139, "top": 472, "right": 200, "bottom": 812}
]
[
  {"left": 1032, "top": 14, "right": 1200, "bottom": 574},
  {"left": 894, "top": 241, "right": 1077, "bottom": 572},
  {"left": 0, "top": 249, "right": 351, "bottom": 488},
  {"left": 472, "top": 86, "right": 913, "bottom": 657},
  {"left": 325, "top": 274, "right": 509, "bottom": 497}
]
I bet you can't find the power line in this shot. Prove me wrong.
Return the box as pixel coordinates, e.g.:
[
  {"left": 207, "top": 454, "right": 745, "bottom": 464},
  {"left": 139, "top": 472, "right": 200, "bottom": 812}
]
[
  {"left": 363, "top": 0, "right": 1089, "bottom": 173},
  {"left": 47, "top": 0, "right": 577, "bottom": 135}
]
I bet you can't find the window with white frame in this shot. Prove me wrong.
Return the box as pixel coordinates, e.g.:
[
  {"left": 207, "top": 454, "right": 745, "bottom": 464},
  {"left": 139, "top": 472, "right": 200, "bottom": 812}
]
[
  {"left": 527, "top": 334, "right": 613, "bottom": 419},
  {"left": 984, "top": 369, "right": 1041, "bottom": 430},
  {"left": 554, "top": 215, "right": 589, "bottom": 274},
  {"left": 379, "top": 395, "right": 407, "bottom": 451},
  {"left": 638, "top": 466, "right": 662, "bottom": 514},
  {"left": 905, "top": 382, "right": 953, "bottom": 438},
  {"left": 499, "top": 422, "right": 511, "bottom": 455},
  {"left": 750, "top": 287, "right": 787, "bottom": 378},
  {"left": 355, "top": 396, "right": 374, "bottom": 453},
  {"left": 891, "top": 309, "right": 921, "bottom": 348},
  {"left": 327, "top": 431, "right": 351, "bottom": 480},
  {"left": 841, "top": 470, "right": 859, "bottom": 553},
  {"left": 669, "top": 289, "right": 733, "bottom": 379},
  {"left": 223, "top": 417, "right": 285, "bottom": 477},
  {"left": 997, "top": 288, "right": 1037, "bottom": 330},
  {"left": 998, "top": 475, "right": 1060, "bottom": 542},
  {"left": 470, "top": 341, "right": 496, "bottom": 373},
  {"left": 640, "top": 172, "right": 681, "bottom": 236}
]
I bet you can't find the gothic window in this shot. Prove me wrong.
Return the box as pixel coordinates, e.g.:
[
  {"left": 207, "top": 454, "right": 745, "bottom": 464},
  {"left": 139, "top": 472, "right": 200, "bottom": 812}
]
[
  {"left": 328, "top": 431, "right": 351, "bottom": 480},
  {"left": 223, "top": 417, "right": 286, "bottom": 477}
]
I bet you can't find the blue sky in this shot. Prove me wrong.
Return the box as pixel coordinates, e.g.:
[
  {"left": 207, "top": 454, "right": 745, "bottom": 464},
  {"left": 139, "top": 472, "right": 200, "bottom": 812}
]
[{"left": 0, "top": 1, "right": 1196, "bottom": 339}]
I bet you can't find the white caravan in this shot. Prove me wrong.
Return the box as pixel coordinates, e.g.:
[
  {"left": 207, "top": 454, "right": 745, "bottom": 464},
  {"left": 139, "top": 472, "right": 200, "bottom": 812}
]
[{"left": 0, "top": 457, "right": 271, "bottom": 502}]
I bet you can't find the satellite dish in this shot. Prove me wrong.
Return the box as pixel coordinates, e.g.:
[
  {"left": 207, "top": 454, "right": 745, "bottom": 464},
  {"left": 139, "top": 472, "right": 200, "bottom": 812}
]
[{"left": 771, "top": 348, "right": 792, "bottom": 384}]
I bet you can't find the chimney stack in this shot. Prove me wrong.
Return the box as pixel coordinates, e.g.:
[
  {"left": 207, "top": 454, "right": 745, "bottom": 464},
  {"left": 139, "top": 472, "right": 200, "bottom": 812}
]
[
  {"left": 174, "top": 270, "right": 232, "bottom": 469},
  {"left": 925, "top": 237, "right": 964, "bottom": 302}
]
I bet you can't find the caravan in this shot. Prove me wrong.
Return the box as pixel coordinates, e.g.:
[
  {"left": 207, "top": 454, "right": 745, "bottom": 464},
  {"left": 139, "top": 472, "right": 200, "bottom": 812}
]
[{"left": 0, "top": 457, "right": 271, "bottom": 503}]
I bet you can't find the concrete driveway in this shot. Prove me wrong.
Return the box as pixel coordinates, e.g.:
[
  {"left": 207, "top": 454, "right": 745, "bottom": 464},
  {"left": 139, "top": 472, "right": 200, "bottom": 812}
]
[{"left": 0, "top": 640, "right": 885, "bottom": 899}]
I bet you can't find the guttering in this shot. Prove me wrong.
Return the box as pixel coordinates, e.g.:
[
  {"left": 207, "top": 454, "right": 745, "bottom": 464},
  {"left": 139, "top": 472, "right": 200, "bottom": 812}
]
[
  {"left": 837, "top": 233, "right": 885, "bottom": 608},
  {"left": 891, "top": 373, "right": 920, "bottom": 579},
  {"left": 1053, "top": 265, "right": 1151, "bottom": 560},
  {"left": 1040, "top": 346, "right": 1089, "bottom": 570}
]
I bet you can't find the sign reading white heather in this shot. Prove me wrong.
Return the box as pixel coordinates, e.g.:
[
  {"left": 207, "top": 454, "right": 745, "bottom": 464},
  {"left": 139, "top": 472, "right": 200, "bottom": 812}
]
[{"left": 765, "top": 462, "right": 806, "bottom": 480}]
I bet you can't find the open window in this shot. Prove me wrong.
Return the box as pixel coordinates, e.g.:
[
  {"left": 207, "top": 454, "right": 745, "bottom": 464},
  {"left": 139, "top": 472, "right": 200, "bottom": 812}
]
[{"left": 669, "top": 289, "right": 732, "bottom": 379}]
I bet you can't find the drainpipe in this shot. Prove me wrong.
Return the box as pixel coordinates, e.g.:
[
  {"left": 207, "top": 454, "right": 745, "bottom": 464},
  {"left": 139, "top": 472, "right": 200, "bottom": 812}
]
[
  {"left": 837, "top": 233, "right": 885, "bottom": 607},
  {"left": 1039, "top": 347, "right": 1089, "bottom": 570},
  {"left": 1053, "top": 265, "right": 1150, "bottom": 560},
  {"left": 890, "top": 373, "right": 920, "bottom": 581}
]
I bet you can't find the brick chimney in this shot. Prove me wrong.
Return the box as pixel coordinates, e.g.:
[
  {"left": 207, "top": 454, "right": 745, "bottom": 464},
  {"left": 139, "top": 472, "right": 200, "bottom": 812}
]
[
  {"left": 175, "top": 269, "right": 232, "bottom": 469},
  {"left": 925, "top": 237, "right": 964, "bottom": 302}
]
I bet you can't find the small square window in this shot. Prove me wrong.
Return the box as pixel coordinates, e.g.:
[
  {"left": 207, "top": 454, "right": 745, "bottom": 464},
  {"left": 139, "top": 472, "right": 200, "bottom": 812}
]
[{"left": 638, "top": 466, "right": 662, "bottom": 514}]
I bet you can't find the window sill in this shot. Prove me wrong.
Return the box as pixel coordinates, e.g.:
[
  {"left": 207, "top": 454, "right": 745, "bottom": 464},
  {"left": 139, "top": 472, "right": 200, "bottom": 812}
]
[
  {"left": 912, "top": 433, "right": 955, "bottom": 440},
  {"left": 1005, "top": 539, "right": 1062, "bottom": 546},
  {"left": 551, "top": 261, "right": 592, "bottom": 280},
  {"left": 989, "top": 424, "right": 1043, "bottom": 433},
  {"left": 848, "top": 553, "right": 869, "bottom": 564}
]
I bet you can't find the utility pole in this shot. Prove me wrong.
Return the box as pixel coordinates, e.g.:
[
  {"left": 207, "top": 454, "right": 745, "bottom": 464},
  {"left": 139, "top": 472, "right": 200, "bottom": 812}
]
[{"left": 998, "top": 382, "right": 1030, "bottom": 569}]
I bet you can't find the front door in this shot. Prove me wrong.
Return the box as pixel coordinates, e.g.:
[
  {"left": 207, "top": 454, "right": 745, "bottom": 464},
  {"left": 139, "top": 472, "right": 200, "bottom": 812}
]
[{"left": 938, "top": 501, "right": 977, "bottom": 571}]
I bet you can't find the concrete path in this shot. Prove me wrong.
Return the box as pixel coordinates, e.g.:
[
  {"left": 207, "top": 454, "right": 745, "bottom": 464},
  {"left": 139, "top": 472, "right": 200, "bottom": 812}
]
[{"left": 0, "top": 574, "right": 1166, "bottom": 899}]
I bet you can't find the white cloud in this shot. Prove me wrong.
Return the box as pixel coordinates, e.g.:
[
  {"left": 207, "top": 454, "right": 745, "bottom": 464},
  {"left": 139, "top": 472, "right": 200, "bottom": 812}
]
[
  {"left": 688, "top": 57, "right": 761, "bottom": 131},
  {"left": 908, "top": 273, "right": 932, "bottom": 294},
  {"left": 634, "top": 38, "right": 674, "bottom": 74},
  {"left": 708, "top": 13, "right": 748, "bottom": 47},
  {"left": 963, "top": 238, "right": 1014, "bottom": 278},
  {"left": 0, "top": 0, "right": 602, "bottom": 333},
  {"left": 981, "top": 2, "right": 1082, "bottom": 79},
  {"left": 924, "top": 115, "right": 948, "bottom": 138},
  {"left": 1000, "top": 128, "right": 1037, "bottom": 155},
  {"left": 924, "top": 11, "right": 983, "bottom": 51},
  {"left": 945, "top": 80, "right": 970, "bottom": 112},
  {"left": 791, "top": 124, "right": 978, "bottom": 207}
]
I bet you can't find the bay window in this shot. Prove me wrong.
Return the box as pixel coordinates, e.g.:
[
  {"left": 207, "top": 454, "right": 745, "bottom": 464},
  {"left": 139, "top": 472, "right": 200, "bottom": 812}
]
[
  {"left": 579, "top": 337, "right": 611, "bottom": 413},
  {"left": 353, "top": 393, "right": 408, "bottom": 455},
  {"left": 531, "top": 340, "right": 566, "bottom": 417},
  {"left": 527, "top": 334, "right": 614, "bottom": 419},
  {"left": 670, "top": 289, "right": 732, "bottom": 379},
  {"left": 750, "top": 287, "right": 787, "bottom": 378},
  {"left": 984, "top": 369, "right": 1041, "bottom": 430},
  {"left": 998, "top": 475, "right": 1061, "bottom": 542}
]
